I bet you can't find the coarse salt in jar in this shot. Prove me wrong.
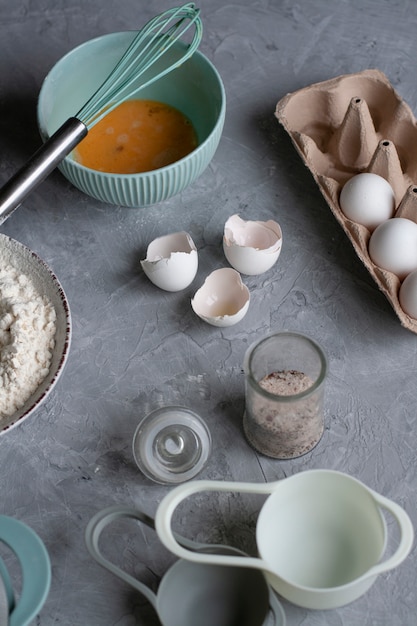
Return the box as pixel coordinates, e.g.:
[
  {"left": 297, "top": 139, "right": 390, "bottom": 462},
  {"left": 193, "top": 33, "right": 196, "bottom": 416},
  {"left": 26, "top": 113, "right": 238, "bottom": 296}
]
[{"left": 243, "top": 331, "right": 327, "bottom": 459}]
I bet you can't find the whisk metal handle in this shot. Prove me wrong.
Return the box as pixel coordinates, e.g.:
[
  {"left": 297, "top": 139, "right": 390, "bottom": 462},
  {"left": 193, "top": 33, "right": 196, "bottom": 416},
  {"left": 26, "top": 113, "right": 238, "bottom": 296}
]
[{"left": 0, "top": 117, "right": 87, "bottom": 224}]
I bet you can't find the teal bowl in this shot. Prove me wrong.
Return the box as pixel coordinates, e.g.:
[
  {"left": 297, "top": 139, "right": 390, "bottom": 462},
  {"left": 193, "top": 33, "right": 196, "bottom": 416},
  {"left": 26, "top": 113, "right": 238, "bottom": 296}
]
[{"left": 37, "top": 32, "right": 226, "bottom": 207}]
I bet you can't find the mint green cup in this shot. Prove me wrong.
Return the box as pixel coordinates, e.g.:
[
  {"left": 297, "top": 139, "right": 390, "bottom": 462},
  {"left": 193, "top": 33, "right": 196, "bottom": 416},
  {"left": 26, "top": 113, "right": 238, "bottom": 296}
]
[{"left": 37, "top": 32, "right": 226, "bottom": 207}]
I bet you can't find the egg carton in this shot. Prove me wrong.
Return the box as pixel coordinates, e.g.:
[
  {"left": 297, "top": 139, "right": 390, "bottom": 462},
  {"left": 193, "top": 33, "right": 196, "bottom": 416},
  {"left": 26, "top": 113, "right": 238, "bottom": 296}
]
[{"left": 275, "top": 68, "right": 417, "bottom": 334}]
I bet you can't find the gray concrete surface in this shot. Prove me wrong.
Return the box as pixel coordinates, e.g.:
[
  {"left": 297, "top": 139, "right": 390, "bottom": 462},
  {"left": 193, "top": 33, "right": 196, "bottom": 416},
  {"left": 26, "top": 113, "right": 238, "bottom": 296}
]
[{"left": 0, "top": 0, "right": 416, "bottom": 624}]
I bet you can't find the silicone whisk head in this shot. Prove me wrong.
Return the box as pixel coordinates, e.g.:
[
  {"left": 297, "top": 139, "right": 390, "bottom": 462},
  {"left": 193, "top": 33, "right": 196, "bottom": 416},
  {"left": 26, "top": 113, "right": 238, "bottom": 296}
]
[{"left": 77, "top": 3, "right": 202, "bottom": 128}]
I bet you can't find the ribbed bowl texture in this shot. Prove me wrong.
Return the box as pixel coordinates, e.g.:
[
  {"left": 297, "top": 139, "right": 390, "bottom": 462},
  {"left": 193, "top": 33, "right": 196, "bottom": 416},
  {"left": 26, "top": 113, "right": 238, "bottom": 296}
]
[{"left": 37, "top": 32, "right": 226, "bottom": 207}]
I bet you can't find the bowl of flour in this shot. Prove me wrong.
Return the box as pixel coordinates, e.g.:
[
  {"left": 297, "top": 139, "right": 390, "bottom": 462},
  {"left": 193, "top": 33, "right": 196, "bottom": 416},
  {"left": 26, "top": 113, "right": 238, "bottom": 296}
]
[{"left": 0, "top": 234, "right": 71, "bottom": 434}]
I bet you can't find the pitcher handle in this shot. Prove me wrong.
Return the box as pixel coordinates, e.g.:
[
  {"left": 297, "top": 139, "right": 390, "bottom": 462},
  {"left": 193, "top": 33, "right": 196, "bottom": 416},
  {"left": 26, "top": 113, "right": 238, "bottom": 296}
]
[
  {"left": 0, "top": 515, "right": 51, "bottom": 626},
  {"left": 155, "top": 479, "right": 277, "bottom": 574},
  {"left": 364, "top": 491, "right": 414, "bottom": 578},
  {"left": 269, "top": 589, "right": 287, "bottom": 626},
  {"left": 85, "top": 505, "right": 160, "bottom": 610},
  {"left": 0, "top": 556, "right": 14, "bottom": 613},
  {"left": 87, "top": 503, "right": 286, "bottom": 626}
]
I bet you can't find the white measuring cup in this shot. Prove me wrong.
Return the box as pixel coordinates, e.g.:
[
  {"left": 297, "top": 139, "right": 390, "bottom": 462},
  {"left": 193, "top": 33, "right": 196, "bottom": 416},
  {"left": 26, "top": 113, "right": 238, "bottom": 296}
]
[
  {"left": 85, "top": 505, "right": 286, "bottom": 626},
  {"left": 155, "top": 469, "right": 414, "bottom": 610}
]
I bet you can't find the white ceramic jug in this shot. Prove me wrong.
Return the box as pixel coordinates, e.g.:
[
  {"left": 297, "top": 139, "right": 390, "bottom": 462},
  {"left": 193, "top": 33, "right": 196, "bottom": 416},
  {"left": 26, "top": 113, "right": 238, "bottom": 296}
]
[{"left": 155, "top": 469, "right": 414, "bottom": 610}]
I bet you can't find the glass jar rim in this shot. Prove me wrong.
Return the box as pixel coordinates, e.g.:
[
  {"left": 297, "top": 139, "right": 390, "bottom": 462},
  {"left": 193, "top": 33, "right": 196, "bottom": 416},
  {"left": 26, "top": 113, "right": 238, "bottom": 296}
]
[{"left": 245, "top": 331, "right": 327, "bottom": 402}]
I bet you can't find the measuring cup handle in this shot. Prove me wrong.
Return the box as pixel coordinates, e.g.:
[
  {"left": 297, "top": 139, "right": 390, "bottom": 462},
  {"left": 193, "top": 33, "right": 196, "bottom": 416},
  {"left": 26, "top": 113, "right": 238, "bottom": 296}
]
[
  {"left": 269, "top": 589, "right": 287, "bottom": 626},
  {"left": 155, "top": 479, "right": 276, "bottom": 572},
  {"left": 85, "top": 505, "right": 160, "bottom": 609},
  {"left": 367, "top": 491, "right": 414, "bottom": 577}
]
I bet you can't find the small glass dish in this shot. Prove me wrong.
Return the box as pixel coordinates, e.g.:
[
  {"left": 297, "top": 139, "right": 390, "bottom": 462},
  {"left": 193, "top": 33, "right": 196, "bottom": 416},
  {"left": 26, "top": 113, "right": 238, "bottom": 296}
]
[{"left": 132, "top": 406, "right": 212, "bottom": 484}]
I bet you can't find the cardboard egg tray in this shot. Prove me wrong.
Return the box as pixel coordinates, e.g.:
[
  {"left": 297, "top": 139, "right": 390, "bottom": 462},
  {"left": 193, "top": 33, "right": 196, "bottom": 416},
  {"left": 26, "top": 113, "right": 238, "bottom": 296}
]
[{"left": 275, "top": 69, "right": 417, "bottom": 334}]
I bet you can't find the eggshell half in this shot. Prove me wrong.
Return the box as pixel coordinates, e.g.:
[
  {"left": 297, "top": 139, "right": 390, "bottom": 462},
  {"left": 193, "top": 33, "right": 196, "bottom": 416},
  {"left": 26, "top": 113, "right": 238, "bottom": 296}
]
[
  {"left": 191, "top": 268, "right": 250, "bottom": 327},
  {"left": 141, "top": 231, "right": 198, "bottom": 291},
  {"left": 223, "top": 214, "right": 282, "bottom": 275}
]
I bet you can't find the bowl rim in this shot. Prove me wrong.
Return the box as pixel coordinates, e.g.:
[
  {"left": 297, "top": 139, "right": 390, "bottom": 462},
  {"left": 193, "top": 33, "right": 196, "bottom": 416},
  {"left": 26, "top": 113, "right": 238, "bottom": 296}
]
[
  {"left": 0, "top": 234, "right": 72, "bottom": 436},
  {"left": 37, "top": 30, "right": 226, "bottom": 180}
]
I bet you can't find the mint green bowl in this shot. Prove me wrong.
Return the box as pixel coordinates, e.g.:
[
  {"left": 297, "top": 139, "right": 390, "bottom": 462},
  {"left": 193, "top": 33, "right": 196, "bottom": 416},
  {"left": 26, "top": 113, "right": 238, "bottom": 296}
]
[{"left": 37, "top": 32, "right": 226, "bottom": 207}]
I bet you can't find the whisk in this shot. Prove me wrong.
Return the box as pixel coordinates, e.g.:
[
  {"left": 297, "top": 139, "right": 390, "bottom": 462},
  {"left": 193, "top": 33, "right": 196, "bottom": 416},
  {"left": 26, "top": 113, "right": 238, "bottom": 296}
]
[{"left": 0, "top": 3, "right": 202, "bottom": 223}]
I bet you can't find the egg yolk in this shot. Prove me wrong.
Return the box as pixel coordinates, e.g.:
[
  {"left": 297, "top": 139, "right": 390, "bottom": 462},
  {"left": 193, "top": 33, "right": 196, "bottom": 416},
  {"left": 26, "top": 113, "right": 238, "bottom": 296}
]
[{"left": 74, "top": 99, "right": 198, "bottom": 174}]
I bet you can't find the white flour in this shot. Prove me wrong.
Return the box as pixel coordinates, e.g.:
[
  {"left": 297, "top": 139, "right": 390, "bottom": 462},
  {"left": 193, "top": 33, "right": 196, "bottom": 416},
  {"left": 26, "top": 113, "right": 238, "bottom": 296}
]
[{"left": 0, "top": 263, "right": 56, "bottom": 417}]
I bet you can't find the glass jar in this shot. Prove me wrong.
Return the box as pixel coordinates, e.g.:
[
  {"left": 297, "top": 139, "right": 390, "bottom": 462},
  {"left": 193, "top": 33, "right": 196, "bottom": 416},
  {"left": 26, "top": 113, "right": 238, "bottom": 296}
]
[
  {"left": 132, "top": 406, "right": 212, "bottom": 484},
  {"left": 243, "top": 331, "right": 327, "bottom": 459}
]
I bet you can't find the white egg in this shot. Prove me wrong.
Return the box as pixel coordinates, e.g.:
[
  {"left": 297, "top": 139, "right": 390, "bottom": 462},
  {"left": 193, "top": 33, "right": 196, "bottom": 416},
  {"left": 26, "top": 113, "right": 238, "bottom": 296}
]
[
  {"left": 191, "top": 268, "right": 250, "bottom": 327},
  {"left": 141, "top": 231, "right": 198, "bottom": 291},
  {"left": 399, "top": 270, "right": 417, "bottom": 319},
  {"left": 368, "top": 217, "right": 417, "bottom": 279},
  {"left": 223, "top": 214, "right": 282, "bottom": 275},
  {"left": 339, "top": 173, "right": 395, "bottom": 230}
]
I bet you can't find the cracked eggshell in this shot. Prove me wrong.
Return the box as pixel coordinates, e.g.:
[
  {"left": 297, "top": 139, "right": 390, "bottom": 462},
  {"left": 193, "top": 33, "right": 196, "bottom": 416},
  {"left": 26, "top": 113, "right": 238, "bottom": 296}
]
[
  {"left": 223, "top": 214, "right": 282, "bottom": 275},
  {"left": 141, "top": 231, "right": 198, "bottom": 292},
  {"left": 191, "top": 268, "right": 250, "bottom": 327}
]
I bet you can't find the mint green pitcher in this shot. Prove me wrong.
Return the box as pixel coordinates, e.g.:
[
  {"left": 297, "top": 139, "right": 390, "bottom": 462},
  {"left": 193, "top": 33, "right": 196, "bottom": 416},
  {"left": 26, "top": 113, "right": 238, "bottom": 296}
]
[{"left": 0, "top": 516, "right": 50, "bottom": 625}]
